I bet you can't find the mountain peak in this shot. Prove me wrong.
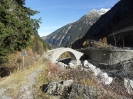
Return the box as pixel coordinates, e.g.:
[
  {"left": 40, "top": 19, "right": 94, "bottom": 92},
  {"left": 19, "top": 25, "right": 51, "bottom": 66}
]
[
  {"left": 86, "top": 8, "right": 110, "bottom": 17},
  {"left": 43, "top": 8, "right": 109, "bottom": 48},
  {"left": 98, "top": 8, "right": 110, "bottom": 15}
]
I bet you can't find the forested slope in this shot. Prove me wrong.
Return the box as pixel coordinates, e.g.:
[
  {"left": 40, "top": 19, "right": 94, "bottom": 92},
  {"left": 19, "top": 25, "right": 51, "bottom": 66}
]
[{"left": 0, "top": 0, "right": 50, "bottom": 67}]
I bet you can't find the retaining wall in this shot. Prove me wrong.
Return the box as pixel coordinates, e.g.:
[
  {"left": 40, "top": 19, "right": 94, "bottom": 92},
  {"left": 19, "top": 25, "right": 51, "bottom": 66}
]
[{"left": 80, "top": 48, "right": 133, "bottom": 68}]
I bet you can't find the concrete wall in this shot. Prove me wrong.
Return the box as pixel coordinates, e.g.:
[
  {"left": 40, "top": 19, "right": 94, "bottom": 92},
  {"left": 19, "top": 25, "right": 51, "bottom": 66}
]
[
  {"left": 80, "top": 48, "right": 133, "bottom": 66},
  {"left": 81, "top": 49, "right": 110, "bottom": 64}
]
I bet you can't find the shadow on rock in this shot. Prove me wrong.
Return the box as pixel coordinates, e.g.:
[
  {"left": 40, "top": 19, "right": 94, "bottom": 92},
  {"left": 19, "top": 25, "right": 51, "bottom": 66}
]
[{"left": 40, "top": 84, "right": 48, "bottom": 93}]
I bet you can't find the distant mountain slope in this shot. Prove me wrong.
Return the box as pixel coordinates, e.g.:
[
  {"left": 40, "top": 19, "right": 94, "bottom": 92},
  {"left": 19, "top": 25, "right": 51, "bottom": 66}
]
[
  {"left": 42, "top": 8, "right": 109, "bottom": 48},
  {"left": 72, "top": 0, "right": 133, "bottom": 48}
]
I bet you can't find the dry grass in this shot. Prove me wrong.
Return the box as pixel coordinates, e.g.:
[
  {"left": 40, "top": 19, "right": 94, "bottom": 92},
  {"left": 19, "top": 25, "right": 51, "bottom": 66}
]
[
  {"left": 33, "top": 60, "right": 64, "bottom": 99},
  {"left": 57, "top": 67, "right": 100, "bottom": 86},
  {"left": 58, "top": 52, "right": 71, "bottom": 60},
  {"left": 46, "top": 63, "right": 65, "bottom": 76},
  {"left": 93, "top": 41, "right": 110, "bottom": 48},
  {"left": 33, "top": 65, "right": 101, "bottom": 98},
  {"left": 0, "top": 53, "right": 45, "bottom": 98},
  {"left": 33, "top": 61, "right": 50, "bottom": 99},
  {"left": 103, "top": 78, "right": 133, "bottom": 98},
  {"left": 2, "top": 47, "right": 44, "bottom": 71}
]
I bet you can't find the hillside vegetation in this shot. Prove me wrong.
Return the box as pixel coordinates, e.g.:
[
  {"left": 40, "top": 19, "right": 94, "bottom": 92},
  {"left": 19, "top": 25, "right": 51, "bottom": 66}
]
[{"left": 0, "top": 0, "right": 50, "bottom": 75}]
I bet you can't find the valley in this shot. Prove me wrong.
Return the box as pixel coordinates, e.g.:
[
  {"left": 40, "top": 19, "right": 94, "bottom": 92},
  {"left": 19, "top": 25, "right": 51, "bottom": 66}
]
[{"left": 0, "top": 0, "right": 133, "bottom": 98}]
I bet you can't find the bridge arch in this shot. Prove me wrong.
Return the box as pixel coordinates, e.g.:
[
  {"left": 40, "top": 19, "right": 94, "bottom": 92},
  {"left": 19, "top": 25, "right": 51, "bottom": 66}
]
[
  {"left": 50, "top": 48, "right": 83, "bottom": 65},
  {"left": 57, "top": 51, "right": 77, "bottom": 65}
]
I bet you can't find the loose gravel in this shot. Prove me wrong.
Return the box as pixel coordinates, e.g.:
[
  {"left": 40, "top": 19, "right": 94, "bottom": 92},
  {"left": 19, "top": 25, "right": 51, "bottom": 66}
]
[{"left": 18, "top": 64, "right": 44, "bottom": 99}]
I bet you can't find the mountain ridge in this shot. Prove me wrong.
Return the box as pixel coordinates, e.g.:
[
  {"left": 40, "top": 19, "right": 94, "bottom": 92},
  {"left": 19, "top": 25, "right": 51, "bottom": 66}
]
[
  {"left": 42, "top": 8, "right": 109, "bottom": 48},
  {"left": 72, "top": 0, "right": 133, "bottom": 48}
]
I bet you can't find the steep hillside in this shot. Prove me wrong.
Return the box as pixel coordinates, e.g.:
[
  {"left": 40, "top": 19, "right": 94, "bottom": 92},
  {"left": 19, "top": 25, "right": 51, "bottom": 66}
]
[
  {"left": 42, "top": 8, "right": 109, "bottom": 48},
  {"left": 72, "top": 0, "right": 133, "bottom": 48},
  {"left": 0, "top": 0, "right": 50, "bottom": 73}
]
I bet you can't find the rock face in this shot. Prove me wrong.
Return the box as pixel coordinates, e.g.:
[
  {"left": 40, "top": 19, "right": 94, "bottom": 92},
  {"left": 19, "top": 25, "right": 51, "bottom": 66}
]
[
  {"left": 124, "top": 78, "right": 133, "bottom": 95},
  {"left": 41, "top": 80, "right": 125, "bottom": 99},
  {"left": 41, "top": 80, "right": 74, "bottom": 96},
  {"left": 68, "top": 84, "right": 107, "bottom": 99},
  {"left": 72, "top": 0, "right": 133, "bottom": 48},
  {"left": 42, "top": 9, "right": 109, "bottom": 48},
  {"left": 40, "top": 80, "right": 106, "bottom": 99}
]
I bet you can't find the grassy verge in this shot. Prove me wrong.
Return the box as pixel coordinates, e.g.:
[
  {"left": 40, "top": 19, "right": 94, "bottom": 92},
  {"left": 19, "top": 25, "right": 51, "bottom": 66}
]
[
  {"left": 33, "top": 59, "right": 61, "bottom": 99},
  {"left": 0, "top": 54, "right": 44, "bottom": 98}
]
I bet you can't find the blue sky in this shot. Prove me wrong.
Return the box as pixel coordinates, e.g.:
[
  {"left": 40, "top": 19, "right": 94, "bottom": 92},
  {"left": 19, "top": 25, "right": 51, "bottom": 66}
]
[{"left": 25, "top": 0, "right": 119, "bottom": 37}]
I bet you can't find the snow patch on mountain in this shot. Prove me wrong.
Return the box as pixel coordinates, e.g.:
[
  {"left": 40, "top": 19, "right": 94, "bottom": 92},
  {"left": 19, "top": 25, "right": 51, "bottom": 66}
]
[
  {"left": 98, "top": 8, "right": 110, "bottom": 15},
  {"left": 86, "top": 8, "right": 110, "bottom": 17}
]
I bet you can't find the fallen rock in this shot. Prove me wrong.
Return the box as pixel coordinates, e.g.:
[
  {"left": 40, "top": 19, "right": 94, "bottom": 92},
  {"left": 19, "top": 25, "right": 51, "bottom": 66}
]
[
  {"left": 97, "top": 72, "right": 113, "bottom": 85},
  {"left": 40, "top": 80, "right": 73, "bottom": 95},
  {"left": 82, "top": 60, "right": 113, "bottom": 85},
  {"left": 68, "top": 84, "right": 107, "bottom": 99},
  {"left": 69, "top": 63, "right": 76, "bottom": 69},
  {"left": 124, "top": 78, "right": 133, "bottom": 95},
  {"left": 41, "top": 80, "right": 124, "bottom": 99}
]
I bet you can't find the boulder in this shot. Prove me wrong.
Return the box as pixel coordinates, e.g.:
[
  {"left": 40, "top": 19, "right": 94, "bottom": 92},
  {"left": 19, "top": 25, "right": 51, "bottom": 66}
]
[
  {"left": 124, "top": 78, "right": 133, "bottom": 95},
  {"left": 41, "top": 80, "right": 74, "bottom": 95},
  {"left": 93, "top": 68, "right": 102, "bottom": 76},
  {"left": 82, "top": 61, "right": 113, "bottom": 85},
  {"left": 97, "top": 72, "right": 113, "bottom": 85},
  {"left": 41, "top": 80, "right": 126, "bottom": 99},
  {"left": 69, "top": 63, "right": 76, "bottom": 69}
]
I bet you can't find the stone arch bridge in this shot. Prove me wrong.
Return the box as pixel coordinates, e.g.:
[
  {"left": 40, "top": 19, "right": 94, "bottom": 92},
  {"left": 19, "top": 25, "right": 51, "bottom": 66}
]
[{"left": 47, "top": 48, "right": 83, "bottom": 65}]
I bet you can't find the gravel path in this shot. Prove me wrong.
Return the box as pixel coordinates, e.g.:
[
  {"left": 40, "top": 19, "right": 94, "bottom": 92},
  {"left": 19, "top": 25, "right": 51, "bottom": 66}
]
[
  {"left": 0, "top": 86, "right": 12, "bottom": 99},
  {"left": 18, "top": 64, "right": 44, "bottom": 99}
]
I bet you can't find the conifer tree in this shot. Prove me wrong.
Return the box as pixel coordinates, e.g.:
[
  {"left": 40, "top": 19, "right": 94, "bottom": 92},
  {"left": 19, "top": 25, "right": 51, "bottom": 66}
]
[{"left": 0, "top": 0, "right": 41, "bottom": 64}]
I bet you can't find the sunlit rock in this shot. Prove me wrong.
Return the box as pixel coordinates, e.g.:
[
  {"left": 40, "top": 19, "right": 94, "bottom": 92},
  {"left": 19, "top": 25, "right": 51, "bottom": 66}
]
[
  {"left": 69, "top": 63, "right": 76, "bottom": 69},
  {"left": 57, "top": 62, "right": 66, "bottom": 69},
  {"left": 93, "top": 68, "right": 102, "bottom": 76},
  {"left": 41, "top": 80, "right": 74, "bottom": 95},
  {"left": 124, "top": 78, "right": 133, "bottom": 95},
  {"left": 83, "top": 61, "right": 113, "bottom": 85}
]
